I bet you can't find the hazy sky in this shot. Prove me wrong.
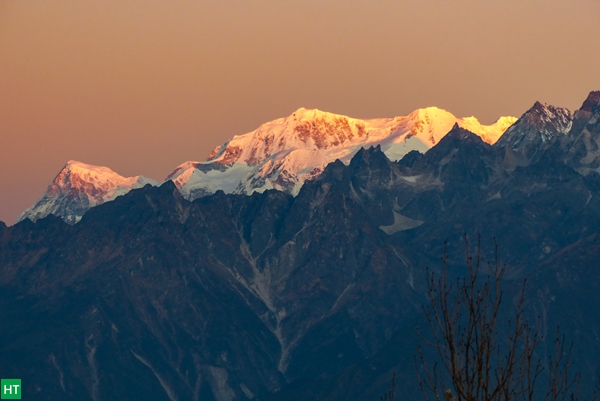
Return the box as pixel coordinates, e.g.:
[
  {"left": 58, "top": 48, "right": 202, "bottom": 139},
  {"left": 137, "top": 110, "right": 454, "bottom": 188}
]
[{"left": 1, "top": 0, "right": 599, "bottom": 224}]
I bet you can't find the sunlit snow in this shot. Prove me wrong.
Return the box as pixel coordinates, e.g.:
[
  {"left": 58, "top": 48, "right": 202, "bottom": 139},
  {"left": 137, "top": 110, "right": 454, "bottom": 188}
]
[
  {"left": 21, "top": 106, "right": 516, "bottom": 223},
  {"left": 18, "top": 161, "right": 158, "bottom": 223},
  {"left": 171, "top": 106, "right": 516, "bottom": 200}
]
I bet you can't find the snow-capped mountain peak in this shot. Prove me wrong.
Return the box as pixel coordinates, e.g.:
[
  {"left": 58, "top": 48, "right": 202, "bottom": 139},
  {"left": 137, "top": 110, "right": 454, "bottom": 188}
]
[
  {"left": 170, "top": 106, "right": 516, "bottom": 200},
  {"left": 48, "top": 160, "right": 142, "bottom": 197},
  {"left": 18, "top": 161, "right": 158, "bottom": 224},
  {"left": 20, "top": 106, "right": 517, "bottom": 224},
  {"left": 206, "top": 108, "right": 370, "bottom": 168}
]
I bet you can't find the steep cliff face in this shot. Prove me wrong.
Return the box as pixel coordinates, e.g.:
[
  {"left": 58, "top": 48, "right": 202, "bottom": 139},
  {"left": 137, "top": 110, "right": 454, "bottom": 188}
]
[
  {"left": 495, "top": 101, "right": 572, "bottom": 167},
  {"left": 562, "top": 91, "right": 600, "bottom": 175}
]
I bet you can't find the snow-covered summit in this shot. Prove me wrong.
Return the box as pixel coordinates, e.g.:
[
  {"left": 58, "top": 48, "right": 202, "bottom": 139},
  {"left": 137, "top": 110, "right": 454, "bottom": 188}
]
[
  {"left": 18, "top": 160, "right": 158, "bottom": 224},
  {"left": 19, "top": 107, "right": 516, "bottom": 224},
  {"left": 170, "top": 107, "right": 516, "bottom": 199}
]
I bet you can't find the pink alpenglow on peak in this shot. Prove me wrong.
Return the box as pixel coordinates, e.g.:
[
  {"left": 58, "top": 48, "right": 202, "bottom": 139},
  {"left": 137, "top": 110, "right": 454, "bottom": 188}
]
[
  {"left": 18, "top": 160, "right": 158, "bottom": 224},
  {"left": 169, "top": 107, "right": 516, "bottom": 200},
  {"left": 20, "top": 107, "right": 517, "bottom": 224}
]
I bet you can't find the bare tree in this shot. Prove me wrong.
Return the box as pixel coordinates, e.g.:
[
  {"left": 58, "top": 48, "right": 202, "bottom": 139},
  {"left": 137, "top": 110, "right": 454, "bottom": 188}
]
[
  {"left": 415, "top": 236, "right": 583, "bottom": 401},
  {"left": 380, "top": 372, "right": 395, "bottom": 401}
]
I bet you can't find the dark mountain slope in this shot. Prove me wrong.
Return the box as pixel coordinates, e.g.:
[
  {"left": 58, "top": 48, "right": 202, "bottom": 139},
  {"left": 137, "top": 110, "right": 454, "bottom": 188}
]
[{"left": 0, "top": 156, "right": 426, "bottom": 401}]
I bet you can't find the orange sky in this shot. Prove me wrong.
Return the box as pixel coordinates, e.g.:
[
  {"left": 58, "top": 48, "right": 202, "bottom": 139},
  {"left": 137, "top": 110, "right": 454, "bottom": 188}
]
[{"left": 1, "top": 0, "right": 599, "bottom": 224}]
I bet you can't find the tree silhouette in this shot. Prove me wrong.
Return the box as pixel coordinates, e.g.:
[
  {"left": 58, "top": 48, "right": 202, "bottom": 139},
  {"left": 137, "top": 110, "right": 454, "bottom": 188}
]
[{"left": 414, "top": 237, "right": 583, "bottom": 401}]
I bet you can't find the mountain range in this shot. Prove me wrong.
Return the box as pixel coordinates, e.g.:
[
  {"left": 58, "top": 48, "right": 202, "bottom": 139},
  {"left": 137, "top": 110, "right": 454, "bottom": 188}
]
[
  {"left": 1, "top": 91, "right": 600, "bottom": 401},
  {"left": 17, "top": 107, "right": 516, "bottom": 224}
]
